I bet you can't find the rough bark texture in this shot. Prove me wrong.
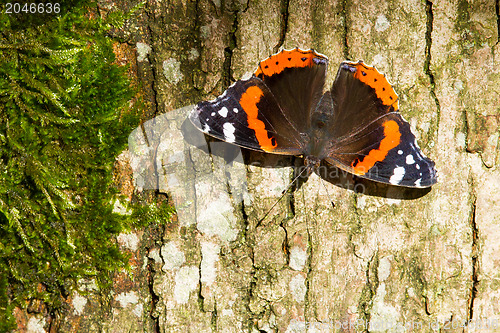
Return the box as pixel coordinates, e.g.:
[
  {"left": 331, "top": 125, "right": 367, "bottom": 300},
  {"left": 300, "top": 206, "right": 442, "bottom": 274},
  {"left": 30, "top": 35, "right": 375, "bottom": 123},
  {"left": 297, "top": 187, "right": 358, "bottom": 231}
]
[{"left": 25, "top": 0, "right": 500, "bottom": 332}]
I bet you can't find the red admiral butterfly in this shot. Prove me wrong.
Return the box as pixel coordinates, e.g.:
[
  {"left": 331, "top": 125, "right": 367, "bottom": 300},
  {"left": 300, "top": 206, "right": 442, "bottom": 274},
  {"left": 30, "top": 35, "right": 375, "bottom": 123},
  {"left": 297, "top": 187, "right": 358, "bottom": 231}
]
[{"left": 190, "top": 48, "right": 437, "bottom": 188}]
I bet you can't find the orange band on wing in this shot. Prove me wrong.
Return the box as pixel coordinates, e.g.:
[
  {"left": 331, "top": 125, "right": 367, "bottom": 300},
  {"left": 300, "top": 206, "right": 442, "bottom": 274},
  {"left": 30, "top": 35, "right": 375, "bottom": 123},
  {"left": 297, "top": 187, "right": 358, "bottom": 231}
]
[
  {"left": 351, "top": 120, "right": 401, "bottom": 175},
  {"left": 352, "top": 63, "right": 399, "bottom": 110},
  {"left": 254, "top": 49, "right": 327, "bottom": 78},
  {"left": 240, "top": 86, "right": 277, "bottom": 152}
]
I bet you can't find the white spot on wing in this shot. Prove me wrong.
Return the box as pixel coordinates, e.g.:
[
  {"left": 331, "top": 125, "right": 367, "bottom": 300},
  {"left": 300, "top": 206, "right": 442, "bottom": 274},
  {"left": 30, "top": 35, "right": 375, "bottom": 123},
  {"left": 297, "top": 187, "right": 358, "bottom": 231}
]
[
  {"left": 398, "top": 150, "right": 403, "bottom": 155},
  {"left": 416, "top": 164, "right": 421, "bottom": 170},
  {"left": 233, "top": 108, "right": 239, "bottom": 113},
  {"left": 414, "top": 178, "right": 422, "bottom": 187},
  {"left": 389, "top": 166, "right": 405, "bottom": 185},
  {"left": 202, "top": 124, "right": 210, "bottom": 133},
  {"left": 211, "top": 112, "right": 215, "bottom": 116},
  {"left": 406, "top": 154, "right": 415, "bottom": 164},
  {"left": 223, "top": 123, "right": 235, "bottom": 142},
  {"left": 218, "top": 107, "right": 228, "bottom": 118}
]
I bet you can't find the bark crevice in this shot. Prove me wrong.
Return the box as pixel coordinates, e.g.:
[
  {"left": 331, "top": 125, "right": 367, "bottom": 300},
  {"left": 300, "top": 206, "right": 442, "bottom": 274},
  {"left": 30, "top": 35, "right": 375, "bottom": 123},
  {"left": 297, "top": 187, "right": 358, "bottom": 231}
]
[
  {"left": 304, "top": 217, "right": 315, "bottom": 323},
  {"left": 147, "top": 255, "right": 160, "bottom": 333},
  {"left": 222, "top": 9, "right": 240, "bottom": 87},
  {"left": 241, "top": 199, "right": 258, "bottom": 330},
  {"left": 467, "top": 197, "right": 479, "bottom": 322},
  {"left": 424, "top": 0, "right": 441, "bottom": 130},
  {"left": 143, "top": 3, "right": 160, "bottom": 118},
  {"left": 274, "top": 0, "right": 290, "bottom": 53},
  {"left": 496, "top": 0, "right": 500, "bottom": 44},
  {"left": 358, "top": 253, "right": 379, "bottom": 332},
  {"left": 341, "top": 0, "right": 350, "bottom": 60}
]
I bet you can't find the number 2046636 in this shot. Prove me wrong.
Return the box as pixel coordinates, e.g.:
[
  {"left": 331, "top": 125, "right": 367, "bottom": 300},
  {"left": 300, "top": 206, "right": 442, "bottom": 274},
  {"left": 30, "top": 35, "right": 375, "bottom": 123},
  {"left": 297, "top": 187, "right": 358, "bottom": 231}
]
[{"left": 5, "top": 3, "right": 60, "bottom": 14}]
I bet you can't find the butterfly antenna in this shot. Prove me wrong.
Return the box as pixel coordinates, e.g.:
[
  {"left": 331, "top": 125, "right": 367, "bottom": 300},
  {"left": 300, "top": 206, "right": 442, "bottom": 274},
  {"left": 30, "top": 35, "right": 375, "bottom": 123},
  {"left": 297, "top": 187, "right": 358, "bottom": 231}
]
[
  {"left": 319, "top": 176, "right": 336, "bottom": 208},
  {"left": 257, "top": 165, "right": 311, "bottom": 226}
]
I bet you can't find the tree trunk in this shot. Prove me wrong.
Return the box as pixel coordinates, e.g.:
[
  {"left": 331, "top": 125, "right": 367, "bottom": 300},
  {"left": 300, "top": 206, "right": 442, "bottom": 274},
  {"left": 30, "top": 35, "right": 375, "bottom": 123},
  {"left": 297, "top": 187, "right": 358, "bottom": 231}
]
[{"left": 56, "top": 0, "right": 500, "bottom": 332}]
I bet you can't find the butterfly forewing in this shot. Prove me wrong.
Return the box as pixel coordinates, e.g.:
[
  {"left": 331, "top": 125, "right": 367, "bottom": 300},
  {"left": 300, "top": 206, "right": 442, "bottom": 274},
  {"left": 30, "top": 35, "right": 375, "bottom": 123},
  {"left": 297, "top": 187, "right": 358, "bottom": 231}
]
[
  {"left": 190, "top": 77, "right": 303, "bottom": 154},
  {"left": 254, "top": 49, "right": 328, "bottom": 134}
]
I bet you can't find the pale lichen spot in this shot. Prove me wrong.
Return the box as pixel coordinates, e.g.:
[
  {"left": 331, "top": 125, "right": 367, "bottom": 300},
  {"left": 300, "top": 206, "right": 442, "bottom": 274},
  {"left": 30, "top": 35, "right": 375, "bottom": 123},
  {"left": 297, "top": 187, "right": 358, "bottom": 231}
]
[
  {"left": 200, "top": 25, "right": 211, "bottom": 39},
  {"left": 113, "top": 198, "right": 132, "bottom": 216},
  {"left": 289, "top": 246, "right": 307, "bottom": 271},
  {"left": 454, "top": 80, "right": 464, "bottom": 92},
  {"left": 174, "top": 266, "right": 199, "bottom": 304},
  {"left": 289, "top": 273, "right": 307, "bottom": 302},
  {"left": 196, "top": 191, "right": 238, "bottom": 242},
  {"left": 188, "top": 48, "right": 200, "bottom": 61},
  {"left": 370, "top": 283, "right": 400, "bottom": 329},
  {"left": 117, "top": 232, "right": 139, "bottom": 251},
  {"left": 148, "top": 248, "right": 162, "bottom": 265},
  {"left": 161, "top": 241, "right": 185, "bottom": 271},
  {"left": 72, "top": 291, "right": 88, "bottom": 316},
  {"left": 378, "top": 256, "right": 392, "bottom": 282},
  {"left": 201, "top": 241, "right": 220, "bottom": 286},
  {"left": 133, "top": 303, "right": 143, "bottom": 318},
  {"left": 455, "top": 132, "right": 466, "bottom": 149},
  {"left": 372, "top": 53, "right": 388, "bottom": 69},
  {"left": 27, "top": 317, "right": 46, "bottom": 333},
  {"left": 136, "top": 42, "right": 151, "bottom": 62},
  {"left": 487, "top": 133, "right": 498, "bottom": 146},
  {"left": 163, "top": 58, "right": 184, "bottom": 84},
  {"left": 375, "top": 14, "right": 390, "bottom": 32},
  {"left": 116, "top": 291, "right": 139, "bottom": 308}
]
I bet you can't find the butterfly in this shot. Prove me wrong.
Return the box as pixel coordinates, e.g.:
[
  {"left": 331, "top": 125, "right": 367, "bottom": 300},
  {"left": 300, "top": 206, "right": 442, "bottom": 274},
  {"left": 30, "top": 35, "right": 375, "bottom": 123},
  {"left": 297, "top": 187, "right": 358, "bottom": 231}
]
[{"left": 189, "top": 48, "right": 437, "bottom": 188}]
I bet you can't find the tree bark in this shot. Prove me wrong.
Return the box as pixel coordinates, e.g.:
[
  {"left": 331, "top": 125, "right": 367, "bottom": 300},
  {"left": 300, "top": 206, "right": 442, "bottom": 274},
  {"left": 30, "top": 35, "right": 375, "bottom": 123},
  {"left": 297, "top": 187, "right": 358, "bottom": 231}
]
[{"left": 55, "top": 0, "right": 500, "bottom": 332}]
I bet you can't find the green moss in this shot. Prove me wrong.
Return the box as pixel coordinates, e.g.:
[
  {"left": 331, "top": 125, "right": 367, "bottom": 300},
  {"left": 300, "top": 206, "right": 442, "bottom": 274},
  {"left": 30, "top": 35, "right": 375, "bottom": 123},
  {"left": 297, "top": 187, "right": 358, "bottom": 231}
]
[{"left": 0, "top": 1, "right": 164, "bottom": 330}]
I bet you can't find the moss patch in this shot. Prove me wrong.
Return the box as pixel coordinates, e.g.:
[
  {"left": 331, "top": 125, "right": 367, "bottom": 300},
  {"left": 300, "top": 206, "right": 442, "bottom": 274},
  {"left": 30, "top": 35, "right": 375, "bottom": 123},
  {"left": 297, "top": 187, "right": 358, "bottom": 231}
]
[{"left": 0, "top": 1, "right": 167, "bottom": 330}]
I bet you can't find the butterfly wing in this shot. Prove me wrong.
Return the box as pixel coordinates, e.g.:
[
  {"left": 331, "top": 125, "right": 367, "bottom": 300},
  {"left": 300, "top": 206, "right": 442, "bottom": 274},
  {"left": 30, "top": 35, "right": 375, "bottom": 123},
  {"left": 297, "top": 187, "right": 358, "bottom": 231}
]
[
  {"left": 190, "top": 48, "right": 329, "bottom": 155},
  {"left": 190, "top": 77, "right": 303, "bottom": 154},
  {"left": 254, "top": 48, "right": 328, "bottom": 134},
  {"left": 324, "top": 61, "right": 438, "bottom": 187}
]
